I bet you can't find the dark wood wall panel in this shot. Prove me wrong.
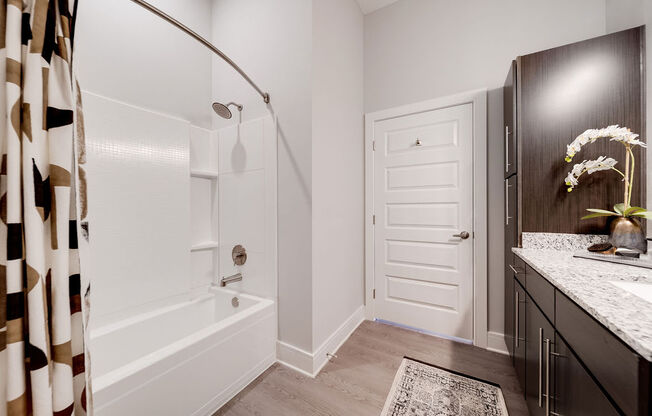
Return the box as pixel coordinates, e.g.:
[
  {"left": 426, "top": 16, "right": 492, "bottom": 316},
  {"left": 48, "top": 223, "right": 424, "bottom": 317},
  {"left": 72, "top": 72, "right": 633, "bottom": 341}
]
[{"left": 518, "top": 27, "right": 645, "bottom": 234}]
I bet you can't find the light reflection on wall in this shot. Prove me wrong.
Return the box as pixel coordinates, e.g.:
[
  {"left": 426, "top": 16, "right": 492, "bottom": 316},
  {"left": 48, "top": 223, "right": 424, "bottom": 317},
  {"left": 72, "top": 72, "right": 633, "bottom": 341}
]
[{"left": 539, "top": 52, "right": 615, "bottom": 118}]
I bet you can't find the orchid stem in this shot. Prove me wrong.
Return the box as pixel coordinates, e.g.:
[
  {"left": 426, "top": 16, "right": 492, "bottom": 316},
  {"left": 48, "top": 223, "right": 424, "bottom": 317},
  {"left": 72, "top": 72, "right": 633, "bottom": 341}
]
[
  {"left": 611, "top": 167, "right": 626, "bottom": 178},
  {"left": 628, "top": 146, "right": 635, "bottom": 209},
  {"left": 624, "top": 145, "right": 631, "bottom": 210}
]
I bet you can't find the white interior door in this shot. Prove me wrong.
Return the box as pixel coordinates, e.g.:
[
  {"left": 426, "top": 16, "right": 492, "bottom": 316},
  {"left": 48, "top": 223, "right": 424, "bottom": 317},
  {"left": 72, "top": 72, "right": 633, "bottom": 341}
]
[{"left": 373, "top": 103, "right": 474, "bottom": 341}]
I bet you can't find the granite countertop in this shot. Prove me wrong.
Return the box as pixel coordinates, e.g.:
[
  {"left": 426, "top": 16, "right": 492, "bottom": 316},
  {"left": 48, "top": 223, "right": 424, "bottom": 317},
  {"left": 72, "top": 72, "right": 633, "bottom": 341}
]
[{"left": 513, "top": 247, "right": 652, "bottom": 361}]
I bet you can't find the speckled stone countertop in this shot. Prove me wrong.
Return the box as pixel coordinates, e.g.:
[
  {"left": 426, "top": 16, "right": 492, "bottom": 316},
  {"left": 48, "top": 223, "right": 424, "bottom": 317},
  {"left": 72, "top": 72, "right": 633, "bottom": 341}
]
[{"left": 513, "top": 247, "right": 652, "bottom": 361}]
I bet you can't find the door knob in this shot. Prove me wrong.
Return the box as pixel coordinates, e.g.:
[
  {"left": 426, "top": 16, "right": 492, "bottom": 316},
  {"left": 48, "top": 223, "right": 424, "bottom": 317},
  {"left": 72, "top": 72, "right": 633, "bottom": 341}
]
[
  {"left": 453, "top": 231, "right": 470, "bottom": 239},
  {"left": 415, "top": 138, "right": 422, "bottom": 146}
]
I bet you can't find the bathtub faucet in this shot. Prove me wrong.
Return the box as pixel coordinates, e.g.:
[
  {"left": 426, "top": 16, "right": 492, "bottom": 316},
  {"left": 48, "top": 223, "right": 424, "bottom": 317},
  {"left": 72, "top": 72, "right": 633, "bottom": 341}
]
[{"left": 219, "top": 272, "right": 243, "bottom": 287}]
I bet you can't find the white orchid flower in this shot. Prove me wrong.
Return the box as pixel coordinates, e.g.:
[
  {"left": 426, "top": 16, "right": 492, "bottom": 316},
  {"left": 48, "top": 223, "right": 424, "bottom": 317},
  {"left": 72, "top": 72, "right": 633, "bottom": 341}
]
[
  {"left": 565, "top": 125, "right": 647, "bottom": 162},
  {"left": 565, "top": 156, "right": 618, "bottom": 192}
]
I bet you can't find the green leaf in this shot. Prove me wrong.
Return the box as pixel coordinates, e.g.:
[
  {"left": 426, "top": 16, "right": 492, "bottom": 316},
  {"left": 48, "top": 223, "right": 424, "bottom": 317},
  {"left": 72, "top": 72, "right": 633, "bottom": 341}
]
[
  {"left": 614, "top": 203, "right": 625, "bottom": 215},
  {"left": 624, "top": 206, "right": 647, "bottom": 216},
  {"left": 631, "top": 210, "right": 652, "bottom": 219},
  {"left": 586, "top": 208, "right": 619, "bottom": 215},
  {"left": 581, "top": 212, "right": 618, "bottom": 220}
]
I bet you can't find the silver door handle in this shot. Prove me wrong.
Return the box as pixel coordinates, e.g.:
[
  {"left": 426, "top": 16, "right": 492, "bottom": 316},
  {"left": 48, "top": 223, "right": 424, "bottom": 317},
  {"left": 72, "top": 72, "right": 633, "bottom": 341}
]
[
  {"left": 505, "top": 179, "right": 512, "bottom": 225},
  {"left": 538, "top": 328, "right": 543, "bottom": 407},
  {"left": 545, "top": 338, "right": 551, "bottom": 416},
  {"left": 505, "top": 126, "right": 511, "bottom": 173},
  {"left": 515, "top": 291, "right": 519, "bottom": 348},
  {"left": 452, "top": 231, "right": 470, "bottom": 239},
  {"left": 509, "top": 264, "right": 523, "bottom": 275}
]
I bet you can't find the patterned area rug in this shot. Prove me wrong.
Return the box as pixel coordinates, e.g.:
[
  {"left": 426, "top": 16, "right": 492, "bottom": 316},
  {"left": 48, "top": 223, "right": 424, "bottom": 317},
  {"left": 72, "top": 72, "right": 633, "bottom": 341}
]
[{"left": 381, "top": 357, "right": 509, "bottom": 416}]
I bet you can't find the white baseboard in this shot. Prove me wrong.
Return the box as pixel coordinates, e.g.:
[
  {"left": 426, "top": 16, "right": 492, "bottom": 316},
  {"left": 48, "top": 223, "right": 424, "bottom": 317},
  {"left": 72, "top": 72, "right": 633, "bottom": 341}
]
[
  {"left": 312, "top": 306, "right": 365, "bottom": 375},
  {"left": 276, "top": 341, "right": 314, "bottom": 377},
  {"left": 277, "top": 306, "right": 365, "bottom": 377},
  {"left": 486, "top": 331, "right": 508, "bottom": 355},
  {"left": 194, "top": 353, "right": 276, "bottom": 416}
]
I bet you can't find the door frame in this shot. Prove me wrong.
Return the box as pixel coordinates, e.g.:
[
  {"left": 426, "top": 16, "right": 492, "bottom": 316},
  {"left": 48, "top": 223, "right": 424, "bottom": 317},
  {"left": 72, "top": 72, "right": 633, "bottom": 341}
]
[{"left": 364, "top": 89, "right": 488, "bottom": 348}]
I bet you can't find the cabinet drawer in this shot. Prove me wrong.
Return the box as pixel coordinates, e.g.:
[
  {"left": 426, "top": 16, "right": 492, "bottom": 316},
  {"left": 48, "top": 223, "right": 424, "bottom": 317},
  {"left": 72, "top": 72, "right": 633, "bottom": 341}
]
[
  {"left": 556, "top": 292, "right": 650, "bottom": 416},
  {"left": 525, "top": 265, "right": 554, "bottom": 322}
]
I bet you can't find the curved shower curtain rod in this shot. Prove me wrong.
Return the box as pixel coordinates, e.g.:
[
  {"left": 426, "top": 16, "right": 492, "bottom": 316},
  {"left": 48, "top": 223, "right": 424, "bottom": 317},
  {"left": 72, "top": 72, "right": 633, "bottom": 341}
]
[{"left": 129, "top": 0, "right": 270, "bottom": 104}]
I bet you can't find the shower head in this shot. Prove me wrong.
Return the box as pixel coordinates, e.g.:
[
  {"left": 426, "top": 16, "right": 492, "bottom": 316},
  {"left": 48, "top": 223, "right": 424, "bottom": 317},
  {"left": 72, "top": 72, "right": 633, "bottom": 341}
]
[{"left": 212, "top": 101, "right": 243, "bottom": 119}]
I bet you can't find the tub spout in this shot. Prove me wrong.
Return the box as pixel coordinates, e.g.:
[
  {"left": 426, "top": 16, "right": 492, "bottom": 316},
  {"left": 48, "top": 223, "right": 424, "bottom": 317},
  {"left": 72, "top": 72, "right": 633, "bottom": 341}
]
[{"left": 219, "top": 272, "right": 243, "bottom": 287}]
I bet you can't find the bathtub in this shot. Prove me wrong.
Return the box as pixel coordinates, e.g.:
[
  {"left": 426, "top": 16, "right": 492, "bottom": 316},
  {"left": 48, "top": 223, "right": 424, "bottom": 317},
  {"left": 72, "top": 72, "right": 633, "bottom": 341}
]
[{"left": 91, "top": 288, "right": 276, "bottom": 415}]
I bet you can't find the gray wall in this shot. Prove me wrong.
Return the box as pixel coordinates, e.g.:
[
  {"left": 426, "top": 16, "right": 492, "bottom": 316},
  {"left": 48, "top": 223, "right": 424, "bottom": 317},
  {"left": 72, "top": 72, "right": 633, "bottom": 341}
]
[
  {"left": 76, "top": 0, "right": 214, "bottom": 128},
  {"left": 364, "top": 0, "right": 607, "bottom": 337},
  {"left": 604, "top": 0, "right": 652, "bottom": 226},
  {"left": 312, "top": 0, "right": 365, "bottom": 349},
  {"left": 211, "top": 0, "right": 315, "bottom": 351}
]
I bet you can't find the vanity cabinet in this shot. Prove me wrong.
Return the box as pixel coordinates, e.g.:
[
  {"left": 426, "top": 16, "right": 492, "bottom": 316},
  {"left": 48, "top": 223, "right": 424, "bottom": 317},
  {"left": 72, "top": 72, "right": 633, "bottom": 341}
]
[
  {"left": 504, "top": 260, "right": 515, "bottom": 359},
  {"left": 525, "top": 292, "right": 553, "bottom": 416},
  {"left": 502, "top": 25, "right": 649, "bottom": 416},
  {"left": 554, "top": 333, "right": 621, "bottom": 416},
  {"left": 514, "top": 280, "right": 526, "bottom": 390},
  {"left": 506, "top": 257, "right": 650, "bottom": 415}
]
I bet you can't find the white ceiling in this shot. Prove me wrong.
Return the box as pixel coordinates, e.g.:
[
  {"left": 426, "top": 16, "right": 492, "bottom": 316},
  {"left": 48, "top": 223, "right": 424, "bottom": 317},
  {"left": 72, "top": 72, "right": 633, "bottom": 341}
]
[{"left": 355, "top": 0, "right": 401, "bottom": 15}]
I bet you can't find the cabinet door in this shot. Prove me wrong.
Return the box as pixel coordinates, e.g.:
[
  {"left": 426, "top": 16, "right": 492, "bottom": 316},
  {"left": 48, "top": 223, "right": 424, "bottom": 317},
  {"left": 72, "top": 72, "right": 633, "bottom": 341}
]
[
  {"left": 505, "top": 262, "right": 515, "bottom": 359},
  {"left": 505, "top": 175, "right": 517, "bottom": 250},
  {"left": 514, "top": 281, "right": 526, "bottom": 392},
  {"left": 503, "top": 60, "right": 517, "bottom": 178},
  {"left": 525, "top": 294, "right": 554, "bottom": 416},
  {"left": 554, "top": 333, "right": 620, "bottom": 416}
]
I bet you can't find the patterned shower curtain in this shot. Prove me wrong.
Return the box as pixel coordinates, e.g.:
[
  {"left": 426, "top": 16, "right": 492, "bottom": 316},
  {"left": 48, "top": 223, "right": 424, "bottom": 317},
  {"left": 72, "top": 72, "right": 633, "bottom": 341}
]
[{"left": 0, "top": 0, "right": 91, "bottom": 415}]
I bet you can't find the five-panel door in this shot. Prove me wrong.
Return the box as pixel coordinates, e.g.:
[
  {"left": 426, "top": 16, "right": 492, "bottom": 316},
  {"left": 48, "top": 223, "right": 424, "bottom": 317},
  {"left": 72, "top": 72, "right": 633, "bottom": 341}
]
[{"left": 373, "top": 103, "right": 474, "bottom": 340}]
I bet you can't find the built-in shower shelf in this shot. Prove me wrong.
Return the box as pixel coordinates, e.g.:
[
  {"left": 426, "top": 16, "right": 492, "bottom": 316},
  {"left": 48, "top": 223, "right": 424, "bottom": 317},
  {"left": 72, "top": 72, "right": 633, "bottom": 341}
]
[
  {"left": 191, "top": 241, "right": 219, "bottom": 251},
  {"left": 190, "top": 169, "right": 219, "bottom": 179}
]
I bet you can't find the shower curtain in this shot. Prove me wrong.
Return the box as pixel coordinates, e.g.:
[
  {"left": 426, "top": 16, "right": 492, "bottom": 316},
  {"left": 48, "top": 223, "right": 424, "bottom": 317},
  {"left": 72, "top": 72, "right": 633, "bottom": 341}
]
[{"left": 0, "top": 0, "right": 91, "bottom": 415}]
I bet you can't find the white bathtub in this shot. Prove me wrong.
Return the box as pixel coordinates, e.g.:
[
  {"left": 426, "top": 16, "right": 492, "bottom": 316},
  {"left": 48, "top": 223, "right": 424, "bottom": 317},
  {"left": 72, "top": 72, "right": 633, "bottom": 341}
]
[{"left": 91, "top": 288, "right": 276, "bottom": 415}]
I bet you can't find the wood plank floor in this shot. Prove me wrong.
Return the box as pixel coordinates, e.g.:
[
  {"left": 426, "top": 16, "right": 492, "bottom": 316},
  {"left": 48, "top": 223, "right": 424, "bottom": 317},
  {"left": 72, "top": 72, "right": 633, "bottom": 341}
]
[{"left": 215, "top": 320, "right": 529, "bottom": 415}]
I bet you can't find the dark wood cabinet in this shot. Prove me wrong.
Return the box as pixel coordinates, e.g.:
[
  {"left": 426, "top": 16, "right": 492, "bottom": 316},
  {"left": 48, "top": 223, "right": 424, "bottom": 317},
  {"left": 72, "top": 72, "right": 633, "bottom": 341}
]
[
  {"left": 517, "top": 26, "right": 646, "bottom": 235},
  {"left": 514, "top": 281, "right": 526, "bottom": 391},
  {"left": 505, "top": 175, "right": 517, "bottom": 251},
  {"left": 504, "top": 26, "right": 646, "bottom": 238},
  {"left": 504, "top": 174, "right": 518, "bottom": 360},
  {"left": 504, "top": 60, "right": 517, "bottom": 179},
  {"left": 504, "top": 262, "right": 515, "bottom": 360},
  {"left": 525, "top": 293, "right": 554, "bottom": 416},
  {"left": 509, "top": 257, "right": 652, "bottom": 415},
  {"left": 503, "top": 26, "right": 650, "bottom": 415},
  {"left": 556, "top": 291, "right": 650, "bottom": 415},
  {"left": 554, "top": 333, "right": 620, "bottom": 416}
]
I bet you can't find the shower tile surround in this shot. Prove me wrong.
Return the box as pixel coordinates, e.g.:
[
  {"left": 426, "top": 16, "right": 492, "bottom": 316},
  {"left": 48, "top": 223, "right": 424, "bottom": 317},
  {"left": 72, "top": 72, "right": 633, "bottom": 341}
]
[
  {"left": 217, "top": 117, "right": 277, "bottom": 300},
  {"left": 514, "top": 232, "right": 652, "bottom": 360},
  {"left": 190, "top": 115, "right": 278, "bottom": 300},
  {"left": 85, "top": 90, "right": 277, "bottom": 326},
  {"left": 84, "top": 92, "right": 193, "bottom": 328}
]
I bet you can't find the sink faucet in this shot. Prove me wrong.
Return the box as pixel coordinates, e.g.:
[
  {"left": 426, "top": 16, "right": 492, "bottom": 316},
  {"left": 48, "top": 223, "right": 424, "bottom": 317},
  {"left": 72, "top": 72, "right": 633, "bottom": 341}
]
[{"left": 218, "top": 272, "right": 243, "bottom": 287}]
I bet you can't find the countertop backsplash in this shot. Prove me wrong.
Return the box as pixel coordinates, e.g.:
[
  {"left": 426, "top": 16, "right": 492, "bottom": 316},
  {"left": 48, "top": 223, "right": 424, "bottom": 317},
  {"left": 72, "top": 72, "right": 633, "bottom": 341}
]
[{"left": 521, "top": 232, "right": 608, "bottom": 251}]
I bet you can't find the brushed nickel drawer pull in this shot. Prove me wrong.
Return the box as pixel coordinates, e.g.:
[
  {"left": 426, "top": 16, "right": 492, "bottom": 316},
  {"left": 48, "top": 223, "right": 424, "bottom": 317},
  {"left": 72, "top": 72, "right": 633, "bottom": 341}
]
[
  {"left": 545, "top": 338, "right": 551, "bottom": 416},
  {"left": 505, "top": 126, "right": 511, "bottom": 173},
  {"left": 515, "top": 291, "right": 519, "bottom": 348},
  {"left": 505, "top": 179, "right": 512, "bottom": 225},
  {"left": 538, "top": 328, "right": 543, "bottom": 407},
  {"left": 508, "top": 264, "right": 523, "bottom": 275}
]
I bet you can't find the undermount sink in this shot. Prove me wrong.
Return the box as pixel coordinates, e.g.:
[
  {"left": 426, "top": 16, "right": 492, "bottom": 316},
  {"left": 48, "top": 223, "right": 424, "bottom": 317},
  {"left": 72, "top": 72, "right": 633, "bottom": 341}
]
[{"left": 611, "top": 281, "right": 652, "bottom": 304}]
